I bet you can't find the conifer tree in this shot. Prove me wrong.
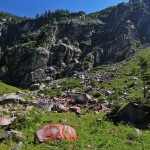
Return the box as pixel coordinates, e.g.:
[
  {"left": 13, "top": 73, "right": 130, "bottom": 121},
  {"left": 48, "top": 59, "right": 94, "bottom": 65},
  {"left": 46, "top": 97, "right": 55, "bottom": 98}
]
[{"left": 139, "top": 56, "right": 150, "bottom": 102}]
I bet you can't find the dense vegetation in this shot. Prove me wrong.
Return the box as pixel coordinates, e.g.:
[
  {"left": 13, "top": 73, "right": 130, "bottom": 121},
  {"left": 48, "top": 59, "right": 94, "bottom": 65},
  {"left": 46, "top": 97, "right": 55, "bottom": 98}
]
[
  {"left": 35, "top": 9, "right": 86, "bottom": 23},
  {"left": 0, "top": 11, "right": 29, "bottom": 24}
]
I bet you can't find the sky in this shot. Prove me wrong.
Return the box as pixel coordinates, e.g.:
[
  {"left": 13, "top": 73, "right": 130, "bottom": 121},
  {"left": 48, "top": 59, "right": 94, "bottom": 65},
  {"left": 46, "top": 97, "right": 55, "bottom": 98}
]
[{"left": 0, "top": 0, "right": 129, "bottom": 18}]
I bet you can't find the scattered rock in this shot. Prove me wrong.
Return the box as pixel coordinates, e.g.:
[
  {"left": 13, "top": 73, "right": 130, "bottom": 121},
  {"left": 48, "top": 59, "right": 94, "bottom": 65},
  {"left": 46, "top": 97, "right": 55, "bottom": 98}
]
[
  {"left": 93, "top": 111, "right": 100, "bottom": 115},
  {"left": 11, "top": 142, "right": 23, "bottom": 150},
  {"left": 59, "top": 118, "right": 66, "bottom": 123},
  {"left": 69, "top": 106, "right": 81, "bottom": 115},
  {"left": 105, "top": 90, "right": 113, "bottom": 96},
  {"left": 41, "top": 76, "right": 53, "bottom": 83},
  {"left": 96, "top": 118, "right": 102, "bottom": 122},
  {"left": 30, "top": 83, "right": 40, "bottom": 91},
  {"left": 12, "top": 111, "right": 27, "bottom": 117},
  {"left": 7, "top": 130, "right": 25, "bottom": 138},
  {"left": 134, "top": 128, "right": 142, "bottom": 138},
  {"left": 36, "top": 101, "right": 54, "bottom": 111},
  {"left": 39, "top": 83, "right": 46, "bottom": 90},
  {"left": 133, "top": 77, "right": 138, "bottom": 80},
  {"left": 54, "top": 103, "right": 69, "bottom": 112}
]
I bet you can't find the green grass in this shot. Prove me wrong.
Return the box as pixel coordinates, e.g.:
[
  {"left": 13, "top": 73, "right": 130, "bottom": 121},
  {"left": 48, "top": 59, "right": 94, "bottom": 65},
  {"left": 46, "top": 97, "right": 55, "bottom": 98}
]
[
  {"left": 38, "top": 79, "right": 83, "bottom": 97},
  {"left": 136, "top": 48, "right": 150, "bottom": 59},
  {"left": 0, "top": 109, "right": 150, "bottom": 150},
  {"left": 0, "top": 82, "right": 22, "bottom": 96},
  {"left": 85, "top": 48, "right": 150, "bottom": 103}
]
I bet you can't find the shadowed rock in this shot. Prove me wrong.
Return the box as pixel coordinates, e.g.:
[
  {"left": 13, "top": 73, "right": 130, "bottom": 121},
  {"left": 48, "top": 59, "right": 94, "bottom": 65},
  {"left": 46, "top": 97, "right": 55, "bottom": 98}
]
[
  {"left": 76, "top": 93, "right": 91, "bottom": 104},
  {"left": 119, "top": 102, "right": 150, "bottom": 129}
]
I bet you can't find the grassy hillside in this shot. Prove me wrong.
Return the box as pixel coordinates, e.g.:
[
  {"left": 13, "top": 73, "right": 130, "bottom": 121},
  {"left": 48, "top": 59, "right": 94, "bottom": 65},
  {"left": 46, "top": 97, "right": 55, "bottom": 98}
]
[
  {"left": 0, "top": 82, "right": 22, "bottom": 96},
  {"left": 0, "top": 49, "right": 150, "bottom": 149},
  {"left": 39, "top": 48, "right": 150, "bottom": 104},
  {"left": 0, "top": 110, "right": 149, "bottom": 150}
]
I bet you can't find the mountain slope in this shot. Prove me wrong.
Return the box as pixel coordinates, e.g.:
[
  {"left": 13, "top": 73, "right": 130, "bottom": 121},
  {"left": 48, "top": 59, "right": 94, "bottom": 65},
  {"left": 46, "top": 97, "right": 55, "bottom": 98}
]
[{"left": 0, "top": 1, "right": 150, "bottom": 87}]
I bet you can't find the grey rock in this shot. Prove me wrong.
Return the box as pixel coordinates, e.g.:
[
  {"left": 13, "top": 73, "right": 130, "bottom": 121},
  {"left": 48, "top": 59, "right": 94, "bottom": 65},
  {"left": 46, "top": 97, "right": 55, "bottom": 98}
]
[
  {"left": 11, "top": 142, "right": 23, "bottom": 150},
  {"left": 30, "top": 83, "right": 40, "bottom": 91},
  {"left": 36, "top": 101, "right": 54, "bottom": 111},
  {"left": 76, "top": 93, "right": 91, "bottom": 104},
  {"left": 30, "top": 83, "right": 45, "bottom": 91},
  {"left": 0, "top": 93, "right": 25, "bottom": 105}
]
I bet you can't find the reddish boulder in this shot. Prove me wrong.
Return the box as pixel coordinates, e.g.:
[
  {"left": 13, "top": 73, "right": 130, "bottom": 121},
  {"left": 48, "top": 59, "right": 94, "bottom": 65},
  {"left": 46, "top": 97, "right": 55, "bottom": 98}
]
[
  {"left": 0, "top": 118, "right": 11, "bottom": 125},
  {"left": 35, "top": 124, "right": 78, "bottom": 142}
]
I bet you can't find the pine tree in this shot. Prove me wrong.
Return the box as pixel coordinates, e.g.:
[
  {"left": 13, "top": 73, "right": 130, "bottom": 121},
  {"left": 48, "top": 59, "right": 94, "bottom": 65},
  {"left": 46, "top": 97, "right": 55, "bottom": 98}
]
[
  {"left": 44, "top": 10, "right": 48, "bottom": 18},
  {"left": 129, "top": 0, "right": 141, "bottom": 3},
  {"left": 139, "top": 56, "right": 150, "bottom": 102},
  {"left": 47, "top": 10, "right": 52, "bottom": 19},
  {"left": 36, "top": 13, "right": 40, "bottom": 19}
]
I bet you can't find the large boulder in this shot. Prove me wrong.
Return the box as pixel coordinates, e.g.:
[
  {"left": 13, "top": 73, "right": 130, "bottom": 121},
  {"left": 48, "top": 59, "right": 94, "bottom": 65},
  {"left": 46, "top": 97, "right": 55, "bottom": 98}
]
[
  {"left": 76, "top": 93, "right": 91, "bottom": 104},
  {"left": 35, "top": 124, "right": 78, "bottom": 142},
  {"left": 0, "top": 93, "right": 25, "bottom": 105},
  {"left": 119, "top": 102, "right": 150, "bottom": 129}
]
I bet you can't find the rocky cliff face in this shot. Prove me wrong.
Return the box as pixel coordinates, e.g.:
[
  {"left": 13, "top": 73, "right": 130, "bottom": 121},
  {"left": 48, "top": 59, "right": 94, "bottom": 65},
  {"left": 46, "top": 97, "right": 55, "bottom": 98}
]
[{"left": 0, "top": 1, "right": 150, "bottom": 87}]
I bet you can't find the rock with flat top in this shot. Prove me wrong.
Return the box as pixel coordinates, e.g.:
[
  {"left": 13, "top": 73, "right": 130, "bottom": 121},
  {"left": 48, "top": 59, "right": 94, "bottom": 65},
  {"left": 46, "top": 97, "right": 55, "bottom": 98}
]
[{"left": 0, "top": 94, "right": 25, "bottom": 105}]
